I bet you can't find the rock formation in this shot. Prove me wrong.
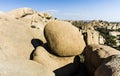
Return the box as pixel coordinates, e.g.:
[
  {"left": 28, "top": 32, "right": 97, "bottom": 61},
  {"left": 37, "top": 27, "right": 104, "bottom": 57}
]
[
  {"left": 95, "top": 54, "right": 120, "bottom": 76},
  {"left": 33, "top": 20, "right": 86, "bottom": 76},
  {"left": 33, "top": 46, "right": 81, "bottom": 76},
  {"left": 84, "top": 30, "right": 100, "bottom": 45},
  {"left": 0, "top": 7, "right": 120, "bottom": 76},
  {"left": 0, "top": 12, "right": 34, "bottom": 60},
  {"left": 83, "top": 44, "right": 120, "bottom": 76},
  {"left": 7, "top": 7, "right": 54, "bottom": 43},
  {"left": 0, "top": 60, "right": 55, "bottom": 76},
  {"left": 44, "top": 20, "right": 86, "bottom": 56}
]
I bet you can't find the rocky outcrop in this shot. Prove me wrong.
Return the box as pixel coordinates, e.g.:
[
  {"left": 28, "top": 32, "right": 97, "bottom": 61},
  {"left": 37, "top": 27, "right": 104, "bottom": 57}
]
[
  {"left": 84, "top": 30, "right": 99, "bottom": 45},
  {"left": 33, "top": 46, "right": 75, "bottom": 71},
  {"left": 1, "top": 7, "right": 120, "bottom": 76},
  {"left": 7, "top": 8, "right": 53, "bottom": 28},
  {"left": 0, "top": 60, "right": 55, "bottom": 76},
  {"left": 0, "top": 8, "right": 87, "bottom": 76},
  {"left": 82, "top": 30, "right": 105, "bottom": 45},
  {"left": 32, "top": 20, "right": 87, "bottom": 76},
  {"left": 44, "top": 20, "right": 86, "bottom": 56},
  {"left": 95, "top": 54, "right": 120, "bottom": 76},
  {"left": 33, "top": 46, "right": 80, "bottom": 75},
  {"left": 83, "top": 44, "right": 120, "bottom": 76},
  {"left": 0, "top": 12, "right": 34, "bottom": 60},
  {"left": 7, "top": 8, "right": 54, "bottom": 43}
]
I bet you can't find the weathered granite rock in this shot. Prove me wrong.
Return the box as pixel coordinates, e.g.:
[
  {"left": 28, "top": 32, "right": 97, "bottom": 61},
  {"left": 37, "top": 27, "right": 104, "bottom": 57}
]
[
  {"left": 44, "top": 20, "right": 86, "bottom": 56},
  {"left": 33, "top": 46, "right": 81, "bottom": 76},
  {"left": 0, "top": 12, "right": 34, "bottom": 60},
  {"left": 83, "top": 44, "right": 120, "bottom": 76},
  {"left": 95, "top": 54, "right": 120, "bottom": 76},
  {"left": 84, "top": 30, "right": 105, "bottom": 45},
  {"left": 0, "top": 60, "right": 55, "bottom": 76},
  {"left": 7, "top": 8, "right": 54, "bottom": 43}
]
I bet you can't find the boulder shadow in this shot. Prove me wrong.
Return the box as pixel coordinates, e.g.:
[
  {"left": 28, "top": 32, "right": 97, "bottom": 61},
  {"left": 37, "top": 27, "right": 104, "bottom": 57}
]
[
  {"left": 43, "top": 43, "right": 58, "bottom": 56},
  {"left": 54, "top": 56, "right": 89, "bottom": 76},
  {"left": 30, "top": 38, "right": 43, "bottom": 60}
]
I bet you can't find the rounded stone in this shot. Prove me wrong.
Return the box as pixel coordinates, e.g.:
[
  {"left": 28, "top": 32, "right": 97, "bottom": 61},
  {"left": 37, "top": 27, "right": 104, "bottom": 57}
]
[{"left": 44, "top": 20, "right": 86, "bottom": 56}]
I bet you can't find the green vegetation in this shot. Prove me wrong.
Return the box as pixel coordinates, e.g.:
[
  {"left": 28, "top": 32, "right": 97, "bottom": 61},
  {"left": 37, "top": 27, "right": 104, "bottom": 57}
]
[
  {"left": 71, "top": 20, "right": 118, "bottom": 48},
  {"left": 96, "top": 27, "right": 116, "bottom": 47},
  {"left": 79, "top": 54, "right": 85, "bottom": 63},
  {"left": 118, "top": 28, "right": 120, "bottom": 32},
  {"left": 72, "top": 20, "right": 87, "bottom": 29},
  {"left": 106, "top": 35, "right": 116, "bottom": 46}
]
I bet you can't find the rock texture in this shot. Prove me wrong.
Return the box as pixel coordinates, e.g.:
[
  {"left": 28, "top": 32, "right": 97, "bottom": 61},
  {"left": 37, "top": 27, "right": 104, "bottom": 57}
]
[
  {"left": 7, "top": 8, "right": 53, "bottom": 29},
  {"left": 84, "top": 30, "right": 104, "bottom": 45},
  {"left": 1, "top": 7, "right": 120, "bottom": 76},
  {"left": 83, "top": 44, "right": 120, "bottom": 76},
  {"left": 33, "top": 46, "right": 80, "bottom": 74},
  {"left": 0, "top": 12, "right": 34, "bottom": 60},
  {"left": 44, "top": 20, "right": 86, "bottom": 56},
  {"left": 8, "top": 7, "right": 54, "bottom": 43},
  {"left": 0, "top": 60, "right": 55, "bottom": 76},
  {"left": 95, "top": 54, "right": 120, "bottom": 76}
]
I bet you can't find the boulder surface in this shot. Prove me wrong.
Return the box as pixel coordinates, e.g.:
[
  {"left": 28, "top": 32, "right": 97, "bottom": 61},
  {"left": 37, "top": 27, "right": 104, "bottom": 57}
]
[
  {"left": 83, "top": 44, "right": 120, "bottom": 76},
  {"left": 95, "top": 54, "right": 120, "bottom": 76},
  {"left": 44, "top": 20, "right": 86, "bottom": 56},
  {"left": 0, "top": 12, "right": 34, "bottom": 60},
  {"left": 0, "top": 60, "right": 55, "bottom": 76}
]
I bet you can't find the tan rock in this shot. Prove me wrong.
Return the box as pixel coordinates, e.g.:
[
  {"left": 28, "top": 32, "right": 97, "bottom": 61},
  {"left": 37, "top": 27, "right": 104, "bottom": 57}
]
[
  {"left": 20, "top": 13, "right": 46, "bottom": 43},
  {"left": 85, "top": 30, "right": 101, "bottom": 45},
  {"left": 33, "top": 46, "right": 74, "bottom": 70},
  {"left": 0, "top": 12, "right": 34, "bottom": 60},
  {"left": 33, "top": 46, "right": 81, "bottom": 76},
  {"left": 44, "top": 20, "right": 86, "bottom": 56},
  {"left": 0, "top": 60, "right": 55, "bottom": 76},
  {"left": 7, "top": 7, "right": 34, "bottom": 19},
  {"left": 95, "top": 54, "right": 120, "bottom": 76},
  {"left": 7, "top": 8, "right": 54, "bottom": 43},
  {"left": 83, "top": 44, "right": 120, "bottom": 76}
]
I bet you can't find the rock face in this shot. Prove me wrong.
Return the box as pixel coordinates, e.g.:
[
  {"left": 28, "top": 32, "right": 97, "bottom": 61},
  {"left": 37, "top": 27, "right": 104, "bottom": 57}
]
[
  {"left": 83, "top": 30, "right": 105, "bottom": 45},
  {"left": 44, "top": 20, "right": 86, "bottom": 56},
  {"left": 8, "top": 7, "right": 54, "bottom": 43},
  {"left": 7, "top": 8, "right": 53, "bottom": 29},
  {"left": 95, "top": 54, "right": 120, "bottom": 76},
  {"left": 33, "top": 46, "right": 74, "bottom": 70},
  {"left": 33, "top": 46, "right": 81, "bottom": 76},
  {"left": 0, "top": 12, "right": 34, "bottom": 60},
  {"left": 83, "top": 44, "right": 120, "bottom": 76},
  {"left": 0, "top": 60, "right": 55, "bottom": 76},
  {"left": 86, "top": 30, "right": 99, "bottom": 45}
]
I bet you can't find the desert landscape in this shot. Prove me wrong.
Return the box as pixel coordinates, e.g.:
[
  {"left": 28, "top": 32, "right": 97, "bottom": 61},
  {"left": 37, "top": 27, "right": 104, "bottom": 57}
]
[
  {"left": 0, "top": 7, "right": 120, "bottom": 76},
  {"left": 0, "top": 0, "right": 120, "bottom": 76}
]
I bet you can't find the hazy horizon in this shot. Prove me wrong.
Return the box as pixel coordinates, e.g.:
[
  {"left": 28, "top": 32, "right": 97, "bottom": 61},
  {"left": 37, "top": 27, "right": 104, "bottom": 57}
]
[{"left": 0, "top": 0, "right": 120, "bottom": 22}]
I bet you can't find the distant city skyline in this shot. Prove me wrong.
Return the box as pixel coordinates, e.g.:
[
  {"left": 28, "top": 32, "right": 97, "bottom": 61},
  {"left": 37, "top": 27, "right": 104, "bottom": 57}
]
[{"left": 0, "top": 0, "right": 120, "bottom": 21}]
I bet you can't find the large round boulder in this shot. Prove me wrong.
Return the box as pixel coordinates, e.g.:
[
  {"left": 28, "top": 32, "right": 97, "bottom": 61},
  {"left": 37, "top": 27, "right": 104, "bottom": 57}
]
[
  {"left": 95, "top": 54, "right": 120, "bottom": 76},
  {"left": 0, "top": 60, "right": 55, "bottom": 76},
  {"left": 44, "top": 20, "right": 86, "bottom": 56}
]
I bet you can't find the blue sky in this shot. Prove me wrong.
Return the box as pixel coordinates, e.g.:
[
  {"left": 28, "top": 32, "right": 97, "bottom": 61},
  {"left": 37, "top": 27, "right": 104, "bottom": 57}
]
[{"left": 0, "top": 0, "right": 120, "bottom": 21}]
